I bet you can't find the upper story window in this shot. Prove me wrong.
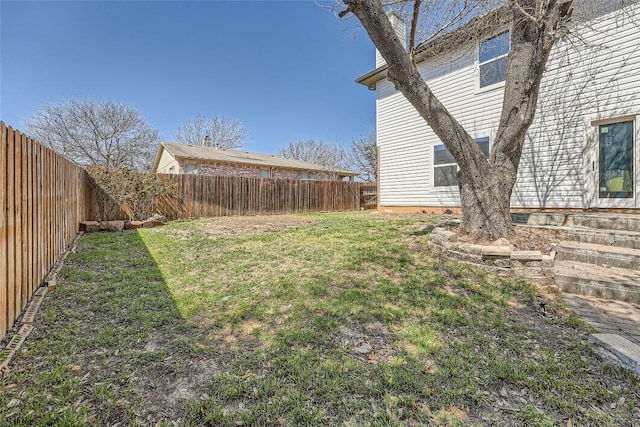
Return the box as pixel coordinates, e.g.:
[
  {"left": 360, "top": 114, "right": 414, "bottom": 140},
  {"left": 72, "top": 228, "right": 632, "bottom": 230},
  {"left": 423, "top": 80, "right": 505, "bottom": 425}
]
[
  {"left": 434, "top": 137, "right": 490, "bottom": 187},
  {"left": 184, "top": 163, "right": 198, "bottom": 174},
  {"left": 479, "top": 31, "right": 510, "bottom": 88}
]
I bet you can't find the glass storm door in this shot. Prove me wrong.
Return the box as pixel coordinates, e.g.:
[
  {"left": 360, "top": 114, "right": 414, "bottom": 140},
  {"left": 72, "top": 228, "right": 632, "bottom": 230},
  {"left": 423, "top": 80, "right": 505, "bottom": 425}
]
[{"left": 597, "top": 120, "right": 635, "bottom": 205}]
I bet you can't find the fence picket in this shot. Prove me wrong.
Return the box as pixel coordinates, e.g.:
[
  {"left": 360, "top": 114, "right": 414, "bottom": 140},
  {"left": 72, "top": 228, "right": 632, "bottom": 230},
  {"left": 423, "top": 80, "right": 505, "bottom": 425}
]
[
  {"left": 0, "top": 121, "right": 377, "bottom": 339},
  {"left": 154, "top": 175, "right": 366, "bottom": 219},
  {"left": 0, "top": 124, "right": 7, "bottom": 334},
  {"left": 0, "top": 123, "right": 93, "bottom": 339}
]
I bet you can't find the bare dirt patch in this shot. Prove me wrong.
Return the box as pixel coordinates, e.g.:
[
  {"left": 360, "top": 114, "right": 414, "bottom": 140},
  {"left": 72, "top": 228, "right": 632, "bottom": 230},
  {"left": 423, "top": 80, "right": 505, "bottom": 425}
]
[
  {"left": 454, "top": 225, "right": 567, "bottom": 254},
  {"left": 335, "top": 321, "right": 394, "bottom": 364},
  {"left": 201, "top": 215, "right": 315, "bottom": 238},
  {"left": 136, "top": 355, "right": 221, "bottom": 421}
]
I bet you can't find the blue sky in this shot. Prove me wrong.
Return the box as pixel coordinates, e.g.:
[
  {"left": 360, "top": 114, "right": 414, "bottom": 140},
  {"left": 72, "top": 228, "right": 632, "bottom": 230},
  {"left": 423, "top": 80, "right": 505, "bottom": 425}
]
[{"left": 0, "top": 0, "right": 376, "bottom": 154}]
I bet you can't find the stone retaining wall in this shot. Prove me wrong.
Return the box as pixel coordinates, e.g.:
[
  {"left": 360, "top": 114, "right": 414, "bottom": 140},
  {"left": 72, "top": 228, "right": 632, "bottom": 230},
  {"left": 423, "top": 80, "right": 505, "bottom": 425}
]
[{"left": 428, "top": 227, "right": 555, "bottom": 278}]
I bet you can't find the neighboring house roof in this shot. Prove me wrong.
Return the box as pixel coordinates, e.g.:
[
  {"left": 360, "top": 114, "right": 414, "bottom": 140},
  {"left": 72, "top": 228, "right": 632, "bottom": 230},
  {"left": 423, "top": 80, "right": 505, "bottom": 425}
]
[
  {"left": 355, "top": 6, "right": 510, "bottom": 89},
  {"left": 152, "top": 142, "right": 357, "bottom": 176}
]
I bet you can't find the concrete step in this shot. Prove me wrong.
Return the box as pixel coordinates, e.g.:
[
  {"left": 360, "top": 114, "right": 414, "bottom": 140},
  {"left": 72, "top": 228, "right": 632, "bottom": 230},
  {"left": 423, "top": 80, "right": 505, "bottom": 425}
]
[
  {"left": 566, "top": 227, "right": 640, "bottom": 250},
  {"left": 515, "top": 212, "right": 640, "bottom": 232},
  {"left": 590, "top": 334, "right": 640, "bottom": 376},
  {"left": 512, "top": 212, "right": 575, "bottom": 227},
  {"left": 554, "top": 260, "right": 640, "bottom": 303},
  {"left": 574, "top": 214, "right": 640, "bottom": 232},
  {"left": 555, "top": 241, "right": 640, "bottom": 270}
]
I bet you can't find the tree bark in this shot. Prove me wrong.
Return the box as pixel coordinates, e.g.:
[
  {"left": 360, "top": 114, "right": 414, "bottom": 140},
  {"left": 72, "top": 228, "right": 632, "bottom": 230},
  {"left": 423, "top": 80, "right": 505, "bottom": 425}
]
[{"left": 458, "top": 158, "right": 518, "bottom": 238}]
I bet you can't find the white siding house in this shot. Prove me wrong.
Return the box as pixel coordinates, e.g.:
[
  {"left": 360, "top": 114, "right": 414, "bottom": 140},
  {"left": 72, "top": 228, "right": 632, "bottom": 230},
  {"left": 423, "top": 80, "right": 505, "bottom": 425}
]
[{"left": 357, "top": 3, "right": 640, "bottom": 213}]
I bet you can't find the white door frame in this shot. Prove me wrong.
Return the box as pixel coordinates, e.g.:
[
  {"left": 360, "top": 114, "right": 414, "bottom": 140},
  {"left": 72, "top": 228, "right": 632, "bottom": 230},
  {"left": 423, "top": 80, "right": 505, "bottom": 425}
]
[{"left": 584, "top": 114, "right": 639, "bottom": 209}]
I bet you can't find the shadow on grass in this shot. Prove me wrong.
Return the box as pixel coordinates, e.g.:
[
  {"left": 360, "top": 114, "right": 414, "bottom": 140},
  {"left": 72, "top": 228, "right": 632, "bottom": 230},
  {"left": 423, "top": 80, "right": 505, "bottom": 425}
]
[
  {"left": 0, "top": 230, "right": 207, "bottom": 425},
  {"left": 1, "top": 214, "right": 640, "bottom": 427}
]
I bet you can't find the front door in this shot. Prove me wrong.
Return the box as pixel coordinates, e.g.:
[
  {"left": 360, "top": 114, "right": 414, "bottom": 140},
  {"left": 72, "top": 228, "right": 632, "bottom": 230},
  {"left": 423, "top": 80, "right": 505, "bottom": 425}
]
[{"left": 592, "top": 118, "right": 638, "bottom": 208}]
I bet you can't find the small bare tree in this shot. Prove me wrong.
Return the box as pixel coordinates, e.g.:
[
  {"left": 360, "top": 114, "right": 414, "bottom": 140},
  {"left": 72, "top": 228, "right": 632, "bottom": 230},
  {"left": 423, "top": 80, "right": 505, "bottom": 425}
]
[
  {"left": 26, "top": 97, "right": 159, "bottom": 171},
  {"left": 349, "top": 131, "right": 377, "bottom": 182},
  {"left": 175, "top": 115, "right": 247, "bottom": 149},
  {"left": 339, "top": 0, "right": 575, "bottom": 239},
  {"left": 278, "top": 139, "right": 349, "bottom": 178},
  {"left": 87, "top": 165, "right": 176, "bottom": 221}
]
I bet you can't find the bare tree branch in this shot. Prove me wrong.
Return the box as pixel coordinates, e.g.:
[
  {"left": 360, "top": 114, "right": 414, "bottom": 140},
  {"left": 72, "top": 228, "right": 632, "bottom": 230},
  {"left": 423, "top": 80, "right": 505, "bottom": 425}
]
[
  {"left": 25, "top": 97, "right": 159, "bottom": 171},
  {"left": 278, "top": 139, "right": 349, "bottom": 179},
  {"left": 508, "top": 0, "right": 540, "bottom": 23},
  {"left": 349, "top": 131, "right": 377, "bottom": 182},
  {"left": 409, "top": 0, "right": 421, "bottom": 61},
  {"left": 175, "top": 115, "right": 247, "bottom": 149}
]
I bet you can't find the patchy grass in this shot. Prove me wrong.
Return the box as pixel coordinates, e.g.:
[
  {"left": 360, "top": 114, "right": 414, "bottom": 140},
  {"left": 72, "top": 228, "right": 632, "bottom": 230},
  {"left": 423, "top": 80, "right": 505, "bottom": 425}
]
[{"left": 1, "top": 212, "right": 639, "bottom": 426}]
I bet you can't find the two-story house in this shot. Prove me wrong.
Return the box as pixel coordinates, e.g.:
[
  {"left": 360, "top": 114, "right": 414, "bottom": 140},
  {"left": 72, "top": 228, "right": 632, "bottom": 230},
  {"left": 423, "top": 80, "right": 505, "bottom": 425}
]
[{"left": 356, "top": 2, "right": 640, "bottom": 213}]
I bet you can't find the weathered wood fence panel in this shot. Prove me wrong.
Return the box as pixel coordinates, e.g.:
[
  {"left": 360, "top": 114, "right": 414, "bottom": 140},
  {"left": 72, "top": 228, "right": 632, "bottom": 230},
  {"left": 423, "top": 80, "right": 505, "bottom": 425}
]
[
  {"left": 156, "top": 174, "right": 362, "bottom": 219},
  {"left": 0, "top": 122, "right": 92, "bottom": 339},
  {"left": 1, "top": 122, "right": 366, "bottom": 339},
  {"left": 359, "top": 183, "right": 377, "bottom": 210}
]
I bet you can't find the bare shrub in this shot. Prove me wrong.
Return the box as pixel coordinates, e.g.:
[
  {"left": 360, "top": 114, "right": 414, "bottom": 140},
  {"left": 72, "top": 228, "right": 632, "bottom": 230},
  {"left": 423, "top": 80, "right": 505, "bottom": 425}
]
[{"left": 87, "top": 165, "right": 176, "bottom": 221}]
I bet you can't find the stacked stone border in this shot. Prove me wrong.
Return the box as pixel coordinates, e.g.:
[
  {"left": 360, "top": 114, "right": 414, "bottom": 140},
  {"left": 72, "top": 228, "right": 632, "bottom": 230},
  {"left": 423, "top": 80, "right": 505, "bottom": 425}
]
[
  {"left": 79, "top": 214, "right": 168, "bottom": 233},
  {"left": 428, "top": 226, "right": 556, "bottom": 279}
]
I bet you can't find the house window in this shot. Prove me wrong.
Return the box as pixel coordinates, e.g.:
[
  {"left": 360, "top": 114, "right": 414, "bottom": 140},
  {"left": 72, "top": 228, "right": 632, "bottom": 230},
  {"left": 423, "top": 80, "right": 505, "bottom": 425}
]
[
  {"left": 434, "top": 137, "right": 490, "bottom": 187},
  {"left": 298, "top": 172, "right": 310, "bottom": 180},
  {"left": 479, "top": 31, "right": 510, "bottom": 88},
  {"left": 184, "top": 163, "right": 198, "bottom": 174},
  {"left": 599, "top": 120, "right": 634, "bottom": 199},
  {"left": 260, "top": 169, "right": 271, "bottom": 178}
]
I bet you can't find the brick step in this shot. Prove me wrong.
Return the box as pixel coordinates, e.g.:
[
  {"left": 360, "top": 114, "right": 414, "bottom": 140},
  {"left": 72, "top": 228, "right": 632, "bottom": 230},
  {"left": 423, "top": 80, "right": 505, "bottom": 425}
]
[
  {"left": 555, "top": 241, "right": 640, "bottom": 270},
  {"left": 554, "top": 261, "right": 640, "bottom": 303},
  {"left": 514, "top": 212, "right": 640, "bottom": 232},
  {"left": 565, "top": 227, "right": 640, "bottom": 250}
]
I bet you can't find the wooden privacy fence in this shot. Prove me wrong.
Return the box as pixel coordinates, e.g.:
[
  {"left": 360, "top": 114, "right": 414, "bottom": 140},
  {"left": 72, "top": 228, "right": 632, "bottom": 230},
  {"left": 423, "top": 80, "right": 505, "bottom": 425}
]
[
  {"left": 0, "top": 122, "right": 93, "bottom": 339},
  {"left": 0, "top": 122, "right": 365, "bottom": 339},
  {"left": 156, "top": 174, "right": 362, "bottom": 219},
  {"left": 359, "top": 183, "right": 377, "bottom": 210}
]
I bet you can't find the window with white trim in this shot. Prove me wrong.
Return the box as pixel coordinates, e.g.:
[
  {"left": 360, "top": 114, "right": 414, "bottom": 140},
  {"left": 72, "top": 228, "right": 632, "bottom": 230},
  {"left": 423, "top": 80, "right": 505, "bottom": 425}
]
[
  {"left": 260, "top": 169, "right": 271, "bottom": 178},
  {"left": 434, "top": 137, "right": 490, "bottom": 187},
  {"left": 479, "top": 31, "right": 510, "bottom": 88},
  {"left": 184, "top": 163, "right": 198, "bottom": 174}
]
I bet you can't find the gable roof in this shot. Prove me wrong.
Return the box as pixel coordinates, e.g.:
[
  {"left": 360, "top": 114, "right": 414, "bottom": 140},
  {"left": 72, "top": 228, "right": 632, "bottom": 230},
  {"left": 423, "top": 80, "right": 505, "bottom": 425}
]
[
  {"left": 152, "top": 142, "right": 357, "bottom": 176},
  {"left": 355, "top": 6, "right": 510, "bottom": 89}
]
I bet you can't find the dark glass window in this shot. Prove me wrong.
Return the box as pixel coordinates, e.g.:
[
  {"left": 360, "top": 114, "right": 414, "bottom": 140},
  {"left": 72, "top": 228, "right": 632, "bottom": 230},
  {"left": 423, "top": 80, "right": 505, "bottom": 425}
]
[
  {"left": 434, "top": 144, "right": 455, "bottom": 165},
  {"left": 434, "top": 137, "right": 490, "bottom": 187},
  {"left": 598, "top": 121, "right": 634, "bottom": 199},
  {"left": 479, "top": 31, "right": 510, "bottom": 88},
  {"left": 479, "top": 31, "right": 510, "bottom": 63},
  {"left": 475, "top": 136, "right": 490, "bottom": 157},
  {"left": 434, "top": 165, "right": 459, "bottom": 187}
]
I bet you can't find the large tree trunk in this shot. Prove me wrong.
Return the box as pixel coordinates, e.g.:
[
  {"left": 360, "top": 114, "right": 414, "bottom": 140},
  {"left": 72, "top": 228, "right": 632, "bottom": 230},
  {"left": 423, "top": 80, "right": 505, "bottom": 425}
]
[
  {"left": 342, "top": 0, "right": 573, "bottom": 241},
  {"left": 458, "top": 162, "right": 517, "bottom": 238}
]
